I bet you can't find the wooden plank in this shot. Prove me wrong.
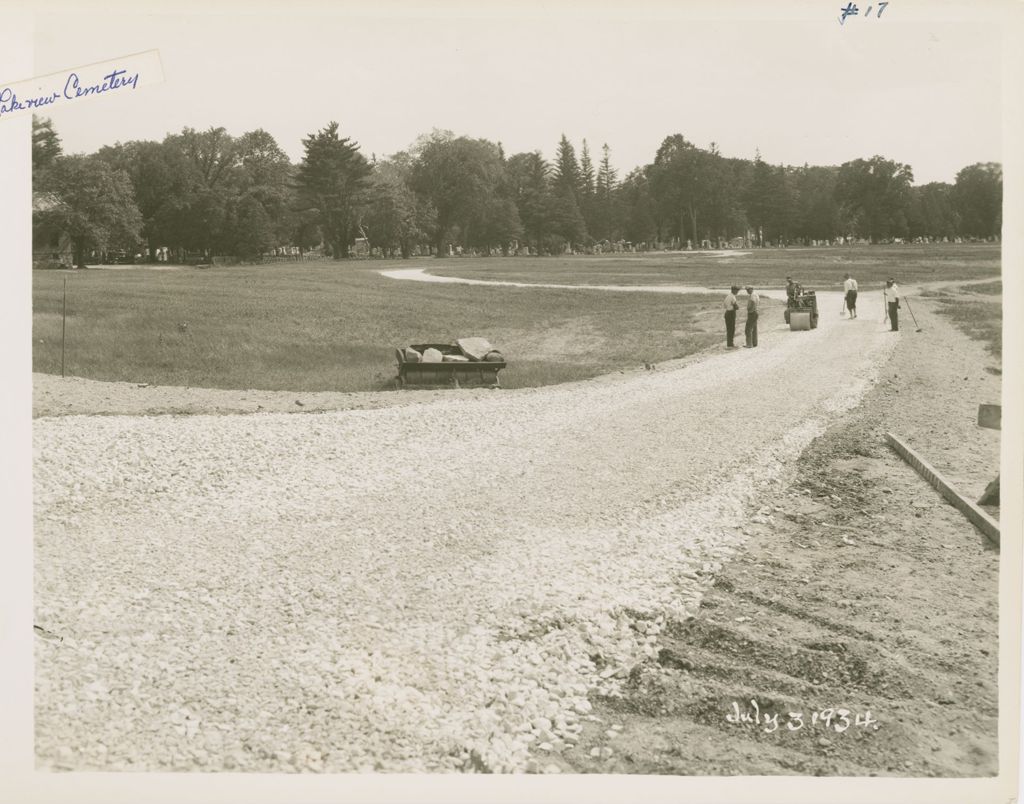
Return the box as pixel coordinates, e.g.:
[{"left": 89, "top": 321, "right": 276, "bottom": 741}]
[
  {"left": 885, "top": 432, "right": 1000, "bottom": 546},
  {"left": 977, "top": 404, "right": 1001, "bottom": 430}
]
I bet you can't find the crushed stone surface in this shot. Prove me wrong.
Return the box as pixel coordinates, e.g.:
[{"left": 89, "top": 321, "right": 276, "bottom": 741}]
[{"left": 34, "top": 291, "right": 899, "bottom": 772}]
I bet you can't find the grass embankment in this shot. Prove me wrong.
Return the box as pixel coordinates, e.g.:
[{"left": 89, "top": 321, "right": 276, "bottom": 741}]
[
  {"left": 427, "top": 244, "right": 1001, "bottom": 292},
  {"left": 33, "top": 262, "right": 725, "bottom": 392},
  {"left": 921, "top": 280, "right": 1002, "bottom": 360}
]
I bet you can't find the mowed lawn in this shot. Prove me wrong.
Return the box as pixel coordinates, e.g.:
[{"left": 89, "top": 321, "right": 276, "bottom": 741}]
[
  {"left": 426, "top": 244, "right": 1002, "bottom": 291},
  {"left": 33, "top": 262, "right": 728, "bottom": 392}
]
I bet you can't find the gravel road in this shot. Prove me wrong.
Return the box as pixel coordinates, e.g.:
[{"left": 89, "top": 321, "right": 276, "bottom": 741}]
[{"left": 34, "top": 291, "right": 898, "bottom": 773}]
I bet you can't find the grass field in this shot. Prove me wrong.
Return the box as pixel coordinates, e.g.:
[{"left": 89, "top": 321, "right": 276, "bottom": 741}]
[
  {"left": 427, "top": 244, "right": 1002, "bottom": 291},
  {"left": 33, "top": 263, "right": 727, "bottom": 391},
  {"left": 962, "top": 280, "right": 1002, "bottom": 295},
  {"left": 32, "top": 245, "right": 1000, "bottom": 393},
  {"left": 920, "top": 279, "right": 1003, "bottom": 360}
]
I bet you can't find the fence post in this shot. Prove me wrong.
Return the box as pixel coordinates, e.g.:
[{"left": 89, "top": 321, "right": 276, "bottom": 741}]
[{"left": 61, "top": 277, "right": 67, "bottom": 378}]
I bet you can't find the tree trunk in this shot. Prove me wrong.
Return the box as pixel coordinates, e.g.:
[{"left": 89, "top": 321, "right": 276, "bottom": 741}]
[
  {"left": 689, "top": 206, "right": 698, "bottom": 249},
  {"left": 73, "top": 238, "right": 87, "bottom": 268}
]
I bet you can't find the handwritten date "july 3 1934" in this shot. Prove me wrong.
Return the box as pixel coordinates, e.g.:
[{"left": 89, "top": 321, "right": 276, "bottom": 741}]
[{"left": 727, "top": 699, "right": 879, "bottom": 733}]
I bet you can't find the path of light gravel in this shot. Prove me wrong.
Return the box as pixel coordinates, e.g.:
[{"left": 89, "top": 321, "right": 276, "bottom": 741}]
[
  {"left": 34, "top": 291, "right": 897, "bottom": 773},
  {"left": 378, "top": 266, "right": 787, "bottom": 299}
]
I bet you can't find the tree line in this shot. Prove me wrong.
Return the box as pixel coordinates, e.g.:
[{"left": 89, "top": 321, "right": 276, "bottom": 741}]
[{"left": 31, "top": 116, "right": 1003, "bottom": 267}]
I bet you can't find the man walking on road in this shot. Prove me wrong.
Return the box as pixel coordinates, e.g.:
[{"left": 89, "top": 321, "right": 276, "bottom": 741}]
[
  {"left": 743, "top": 285, "right": 759, "bottom": 348},
  {"left": 884, "top": 278, "right": 900, "bottom": 331},
  {"left": 843, "top": 273, "right": 859, "bottom": 318},
  {"left": 724, "top": 285, "right": 740, "bottom": 347}
]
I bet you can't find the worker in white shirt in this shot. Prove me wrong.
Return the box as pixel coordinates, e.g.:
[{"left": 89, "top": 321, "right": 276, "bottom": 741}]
[
  {"left": 743, "top": 285, "right": 760, "bottom": 347},
  {"left": 883, "top": 278, "right": 901, "bottom": 331},
  {"left": 723, "top": 285, "right": 740, "bottom": 348},
  {"left": 843, "top": 273, "right": 859, "bottom": 318}
]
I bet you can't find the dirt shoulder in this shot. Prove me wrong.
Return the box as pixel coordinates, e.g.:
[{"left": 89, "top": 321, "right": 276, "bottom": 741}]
[
  {"left": 31, "top": 344, "right": 722, "bottom": 419},
  {"left": 559, "top": 294, "right": 1001, "bottom": 776},
  {"left": 31, "top": 373, "right": 482, "bottom": 418}
]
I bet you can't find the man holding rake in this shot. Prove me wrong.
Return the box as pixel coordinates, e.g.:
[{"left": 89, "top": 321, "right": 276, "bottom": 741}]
[{"left": 884, "top": 278, "right": 901, "bottom": 331}]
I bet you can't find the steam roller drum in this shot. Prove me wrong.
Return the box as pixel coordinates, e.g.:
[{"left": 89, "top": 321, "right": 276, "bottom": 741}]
[{"left": 789, "top": 311, "right": 812, "bottom": 331}]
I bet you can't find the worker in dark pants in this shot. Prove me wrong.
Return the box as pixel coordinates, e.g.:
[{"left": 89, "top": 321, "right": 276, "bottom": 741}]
[
  {"left": 884, "top": 278, "right": 900, "bottom": 331},
  {"left": 723, "top": 285, "right": 740, "bottom": 347},
  {"left": 743, "top": 285, "right": 759, "bottom": 347},
  {"left": 843, "top": 273, "right": 858, "bottom": 318}
]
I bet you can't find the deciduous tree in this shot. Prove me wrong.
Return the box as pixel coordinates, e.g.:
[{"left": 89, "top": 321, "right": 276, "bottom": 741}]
[
  {"left": 34, "top": 154, "right": 143, "bottom": 267},
  {"left": 953, "top": 163, "right": 1001, "bottom": 239},
  {"left": 362, "top": 157, "right": 432, "bottom": 258},
  {"left": 834, "top": 156, "right": 913, "bottom": 242},
  {"left": 505, "top": 151, "right": 552, "bottom": 253},
  {"left": 410, "top": 133, "right": 507, "bottom": 255}
]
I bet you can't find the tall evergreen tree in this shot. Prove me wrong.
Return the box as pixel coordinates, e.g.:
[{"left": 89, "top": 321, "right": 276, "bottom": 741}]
[
  {"left": 551, "top": 135, "right": 587, "bottom": 246},
  {"left": 295, "top": 121, "right": 372, "bottom": 259},
  {"left": 552, "top": 135, "right": 582, "bottom": 200},
  {"left": 32, "top": 115, "right": 62, "bottom": 177},
  {"left": 579, "top": 140, "right": 596, "bottom": 197},
  {"left": 578, "top": 139, "right": 597, "bottom": 241},
  {"left": 594, "top": 143, "right": 619, "bottom": 242}
]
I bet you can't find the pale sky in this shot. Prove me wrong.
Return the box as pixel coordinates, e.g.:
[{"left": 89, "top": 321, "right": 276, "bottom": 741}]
[{"left": 31, "top": 3, "right": 1003, "bottom": 185}]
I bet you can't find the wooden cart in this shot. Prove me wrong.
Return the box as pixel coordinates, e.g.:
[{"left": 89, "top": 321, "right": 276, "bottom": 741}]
[{"left": 395, "top": 343, "right": 506, "bottom": 389}]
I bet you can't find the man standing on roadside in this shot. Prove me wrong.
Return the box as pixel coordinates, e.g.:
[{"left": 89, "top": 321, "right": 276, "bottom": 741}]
[
  {"left": 744, "top": 285, "right": 760, "bottom": 347},
  {"left": 884, "top": 278, "right": 900, "bottom": 331},
  {"left": 724, "top": 285, "right": 740, "bottom": 348},
  {"left": 843, "top": 273, "right": 859, "bottom": 318}
]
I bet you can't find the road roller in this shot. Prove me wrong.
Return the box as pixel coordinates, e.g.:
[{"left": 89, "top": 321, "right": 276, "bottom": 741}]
[{"left": 783, "top": 287, "right": 819, "bottom": 330}]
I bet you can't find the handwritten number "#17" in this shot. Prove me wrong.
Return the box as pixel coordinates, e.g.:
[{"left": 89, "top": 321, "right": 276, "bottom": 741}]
[{"left": 839, "top": 1, "right": 889, "bottom": 25}]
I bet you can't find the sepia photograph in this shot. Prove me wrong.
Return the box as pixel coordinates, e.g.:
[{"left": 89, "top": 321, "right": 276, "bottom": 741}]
[{"left": 3, "top": 0, "right": 1022, "bottom": 802}]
